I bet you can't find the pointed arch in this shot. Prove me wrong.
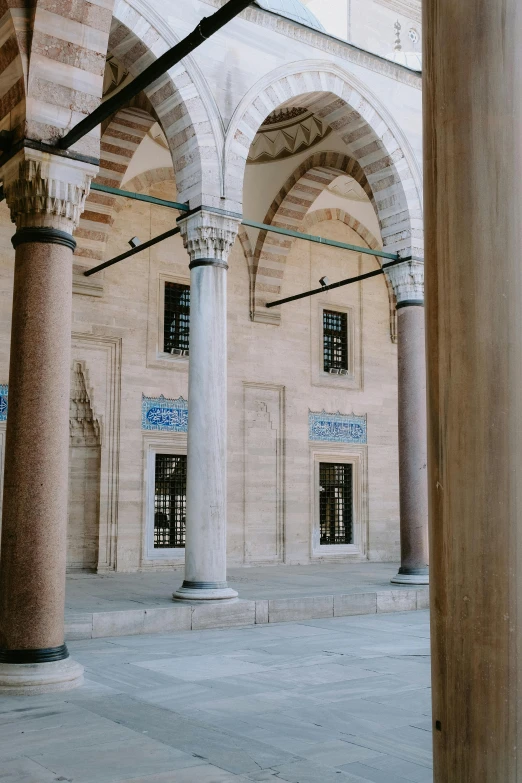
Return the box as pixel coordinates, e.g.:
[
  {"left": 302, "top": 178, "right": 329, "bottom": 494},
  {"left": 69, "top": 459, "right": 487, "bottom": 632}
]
[
  {"left": 109, "top": 0, "right": 222, "bottom": 207},
  {"left": 250, "top": 151, "right": 376, "bottom": 316},
  {"left": 226, "top": 61, "right": 423, "bottom": 262}
]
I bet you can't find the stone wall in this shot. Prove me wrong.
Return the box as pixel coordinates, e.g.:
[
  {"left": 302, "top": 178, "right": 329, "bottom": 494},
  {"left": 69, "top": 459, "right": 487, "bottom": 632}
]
[{"left": 0, "top": 166, "right": 400, "bottom": 571}]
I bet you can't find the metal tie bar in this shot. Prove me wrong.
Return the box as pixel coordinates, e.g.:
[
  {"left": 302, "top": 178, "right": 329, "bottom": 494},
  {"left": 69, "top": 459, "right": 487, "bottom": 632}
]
[
  {"left": 84, "top": 227, "right": 181, "bottom": 276},
  {"left": 241, "top": 218, "right": 399, "bottom": 261},
  {"left": 265, "top": 257, "right": 410, "bottom": 308},
  {"left": 83, "top": 183, "right": 403, "bottom": 277},
  {"left": 59, "top": 0, "right": 254, "bottom": 150},
  {"left": 90, "top": 183, "right": 189, "bottom": 213}
]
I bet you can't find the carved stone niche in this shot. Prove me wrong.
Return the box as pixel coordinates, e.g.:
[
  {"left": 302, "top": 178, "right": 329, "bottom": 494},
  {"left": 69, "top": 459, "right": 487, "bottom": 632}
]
[{"left": 68, "top": 361, "right": 102, "bottom": 572}]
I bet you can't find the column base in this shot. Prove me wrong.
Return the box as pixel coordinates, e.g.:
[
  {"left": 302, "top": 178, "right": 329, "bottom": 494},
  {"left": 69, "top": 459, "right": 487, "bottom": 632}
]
[
  {"left": 0, "top": 657, "right": 84, "bottom": 695},
  {"left": 391, "top": 567, "right": 429, "bottom": 586},
  {"left": 173, "top": 581, "right": 238, "bottom": 602}
]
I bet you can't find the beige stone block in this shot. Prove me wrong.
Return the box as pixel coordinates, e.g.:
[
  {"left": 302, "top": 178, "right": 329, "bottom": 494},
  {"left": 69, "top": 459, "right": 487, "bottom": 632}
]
[
  {"left": 143, "top": 606, "right": 191, "bottom": 633},
  {"left": 92, "top": 610, "right": 145, "bottom": 638},
  {"left": 376, "top": 590, "right": 417, "bottom": 614},
  {"left": 334, "top": 592, "right": 377, "bottom": 617},
  {"left": 416, "top": 588, "right": 430, "bottom": 610},
  {"left": 65, "top": 620, "right": 93, "bottom": 641},
  {"left": 268, "top": 596, "right": 334, "bottom": 623},
  {"left": 255, "top": 600, "right": 269, "bottom": 625},
  {"left": 191, "top": 600, "right": 256, "bottom": 631}
]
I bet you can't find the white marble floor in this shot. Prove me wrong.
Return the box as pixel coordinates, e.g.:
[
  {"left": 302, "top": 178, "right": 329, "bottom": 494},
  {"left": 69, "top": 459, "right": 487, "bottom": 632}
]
[{"left": 0, "top": 611, "right": 433, "bottom": 783}]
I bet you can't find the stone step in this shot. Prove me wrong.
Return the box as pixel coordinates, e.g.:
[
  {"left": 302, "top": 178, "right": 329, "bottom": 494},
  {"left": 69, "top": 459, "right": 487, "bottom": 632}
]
[{"left": 65, "top": 587, "right": 429, "bottom": 640}]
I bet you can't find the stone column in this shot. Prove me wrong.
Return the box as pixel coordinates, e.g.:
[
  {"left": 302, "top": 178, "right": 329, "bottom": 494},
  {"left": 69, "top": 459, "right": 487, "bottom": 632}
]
[
  {"left": 173, "top": 209, "right": 240, "bottom": 602},
  {"left": 0, "top": 149, "right": 97, "bottom": 694},
  {"left": 385, "top": 261, "right": 429, "bottom": 585},
  {"left": 424, "top": 1, "right": 522, "bottom": 778}
]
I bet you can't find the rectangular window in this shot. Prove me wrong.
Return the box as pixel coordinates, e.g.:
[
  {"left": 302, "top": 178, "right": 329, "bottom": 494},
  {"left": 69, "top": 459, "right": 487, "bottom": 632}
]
[
  {"left": 164, "top": 282, "right": 190, "bottom": 355},
  {"left": 323, "top": 310, "right": 348, "bottom": 372},
  {"left": 154, "top": 454, "right": 186, "bottom": 548},
  {"left": 319, "top": 462, "right": 353, "bottom": 545}
]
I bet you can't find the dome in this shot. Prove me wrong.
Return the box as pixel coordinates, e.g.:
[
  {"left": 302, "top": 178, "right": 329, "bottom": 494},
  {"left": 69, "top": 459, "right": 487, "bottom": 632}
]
[{"left": 255, "top": 0, "right": 325, "bottom": 32}]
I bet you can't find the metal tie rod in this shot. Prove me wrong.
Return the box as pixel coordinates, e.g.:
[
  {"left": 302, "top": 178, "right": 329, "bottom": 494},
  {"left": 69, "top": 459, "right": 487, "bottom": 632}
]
[
  {"left": 241, "top": 218, "right": 399, "bottom": 261},
  {"left": 84, "top": 227, "right": 181, "bottom": 276},
  {"left": 59, "top": 0, "right": 254, "bottom": 150},
  {"left": 265, "top": 257, "right": 412, "bottom": 308},
  {"left": 83, "top": 184, "right": 404, "bottom": 277}
]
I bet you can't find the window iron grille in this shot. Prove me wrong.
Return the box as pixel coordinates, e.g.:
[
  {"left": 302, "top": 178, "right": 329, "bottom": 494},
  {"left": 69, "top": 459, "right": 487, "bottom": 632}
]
[
  {"left": 323, "top": 310, "right": 348, "bottom": 372},
  {"left": 154, "top": 454, "right": 186, "bottom": 548},
  {"left": 319, "top": 462, "right": 353, "bottom": 545},
  {"left": 164, "top": 282, "right": 190, "bottom": 355}
]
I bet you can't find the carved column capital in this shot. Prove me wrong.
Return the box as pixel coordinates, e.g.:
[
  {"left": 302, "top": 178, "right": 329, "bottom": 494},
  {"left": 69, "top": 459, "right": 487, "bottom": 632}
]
[
  {"left": 178, "top": 209, "right": 242, "bottom": 268},
  {"left": 1, "top": 148, "right": 98, "bottom": 234},
  {"left": 385, "top": 259, "right": 424, "bottom": 307}
]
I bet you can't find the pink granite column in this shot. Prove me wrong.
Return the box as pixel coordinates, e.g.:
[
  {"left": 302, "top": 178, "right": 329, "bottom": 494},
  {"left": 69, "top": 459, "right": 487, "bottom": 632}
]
[
  {"left": 0, "top": 150, "right": 96, "bottom": 693},
  {"left": 386, "top": 262, "right": 429, "bottom": 585}
]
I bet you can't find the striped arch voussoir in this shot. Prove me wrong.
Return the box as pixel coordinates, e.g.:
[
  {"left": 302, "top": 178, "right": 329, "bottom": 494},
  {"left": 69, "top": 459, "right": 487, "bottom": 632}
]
[
  {"left": 228, "top": 70, "right": 423, "bottom": 263},
  {"left": 74, "top": 107, "right": 155, "bottom": 263},
  {"left": 0, "top": 6, "right": 27, "bottom": 142},
  {"left": 108, "top": 1, "right": 221, "bottom": 206},
  {"left": 251, "top": 152, "right": 374, "bottom": 318}
]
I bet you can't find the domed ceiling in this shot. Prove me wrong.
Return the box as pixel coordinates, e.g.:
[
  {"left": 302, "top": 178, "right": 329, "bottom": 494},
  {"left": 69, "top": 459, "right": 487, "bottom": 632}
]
[{"left": 254, "top": 0, "right": 325, "bottom": 32}]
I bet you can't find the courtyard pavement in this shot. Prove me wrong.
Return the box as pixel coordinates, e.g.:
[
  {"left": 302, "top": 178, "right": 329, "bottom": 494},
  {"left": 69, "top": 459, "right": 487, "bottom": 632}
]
[
  {"left": 66, "top": 563, "right": 417, "bottom": 612},
  {"left": 64, "top": 564, "right": 430, "bottom": 640},
  {"left": 0, "top": 610, "right": 432, "bottom": 783}
]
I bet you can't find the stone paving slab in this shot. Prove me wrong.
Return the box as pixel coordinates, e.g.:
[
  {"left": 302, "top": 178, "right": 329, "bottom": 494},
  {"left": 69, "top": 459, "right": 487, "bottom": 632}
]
[
  {"left": 0, "top": 611, "right": 433, "bottom": 783},
  {"left": 65, "top": 563, "right": 429, "bottom": 640}
]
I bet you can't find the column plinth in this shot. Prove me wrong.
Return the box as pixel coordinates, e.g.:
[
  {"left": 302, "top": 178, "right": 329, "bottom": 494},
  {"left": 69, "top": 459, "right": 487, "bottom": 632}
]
[
  {"left": 385, "top": 261, "right": 429, "bottom": 586},
  {"left": 0, "top": 149, "right": 97, "bottom": 692},
  {"left": 173, "top": 209, "right": 241, "bottom": 603}
]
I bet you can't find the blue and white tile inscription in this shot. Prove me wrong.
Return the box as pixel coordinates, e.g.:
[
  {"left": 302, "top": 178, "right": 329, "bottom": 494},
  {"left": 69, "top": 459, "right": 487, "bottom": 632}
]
[
  {"left": 142, "top": 395, "right": 188, "bottom": 432},
  {"left": 309, "top": 410, "right": 367, "bottom": 444},
  {"left": 0, "top": 385, "right": 8, "bottom": 422}
]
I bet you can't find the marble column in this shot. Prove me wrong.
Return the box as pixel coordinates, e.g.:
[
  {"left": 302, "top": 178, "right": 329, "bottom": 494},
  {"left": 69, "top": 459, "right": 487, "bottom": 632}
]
[
  {"left": 0, "top": 149, "right": 97, "bottom": 694},
  {"left": 173, "top": 209, "right": 241, "bottom": 602},
  {"left": 424, "top": 0, "right": 522, "bottom": 777},
  {"left": 385, "top": 261, "right": 429, "bottom": 585}
]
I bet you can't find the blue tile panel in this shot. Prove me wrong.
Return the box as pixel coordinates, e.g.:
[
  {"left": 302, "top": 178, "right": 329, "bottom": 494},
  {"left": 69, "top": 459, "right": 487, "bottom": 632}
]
[
  {"left": 142, "top": 395, "right": 188, "bottom": 432},
  {"left": 309, "top": 410, "right": 367, "bottom": 444},
  {"left": 0, "top": 385, "right": 7, "bottom": 422}
]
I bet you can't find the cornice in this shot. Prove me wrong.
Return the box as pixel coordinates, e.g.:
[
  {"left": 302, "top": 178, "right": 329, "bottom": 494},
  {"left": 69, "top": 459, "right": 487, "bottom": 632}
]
[
  {"left": 201, "top": 0, "right": 422, "bottom": 90},
  {"left": 374, "top": 0, "right": 422, "bottom": 25}
]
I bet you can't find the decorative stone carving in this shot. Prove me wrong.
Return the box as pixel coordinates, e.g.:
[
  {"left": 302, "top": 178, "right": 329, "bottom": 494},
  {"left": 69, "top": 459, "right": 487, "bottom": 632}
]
[
  {"left": 248, "top": 111, "right": 331, "bottom": 164},
  {"left": 142, "top": 395, "right": 188, "bottom": 432},
  {"left": 69, "top": 362, "right": 101, "bottom": 447},
  {"left": 384, "top": 260, "right": 424, "bottom": 305},
  {"left": 178, "top": 210, "right": 241, "bottom": 264},
  {"left": 1, "top": 148, "right": 98, "bottom": 232},
  {"left": 309, "top": 411, "right": 367, "bottom": 444}
]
